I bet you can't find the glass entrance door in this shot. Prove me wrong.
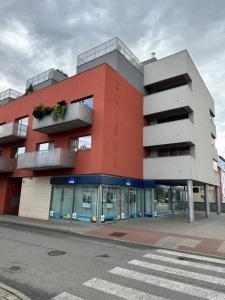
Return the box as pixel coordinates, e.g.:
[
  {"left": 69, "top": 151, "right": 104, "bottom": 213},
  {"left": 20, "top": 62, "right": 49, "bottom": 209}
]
[
  {"left": 50, "top": 186, "right": 74, "bottom": 219},
  {"left": 61, "top": 187, "right": 74, "bottom": 219},
  {"left": 50, "top": 186, "right": 62, "bottom": 218}
]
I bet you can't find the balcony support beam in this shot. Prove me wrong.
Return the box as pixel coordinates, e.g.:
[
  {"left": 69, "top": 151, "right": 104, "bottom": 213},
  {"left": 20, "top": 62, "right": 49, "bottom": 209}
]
[{"left": 187, "top": 179, "right": 194, "bottom": 223}]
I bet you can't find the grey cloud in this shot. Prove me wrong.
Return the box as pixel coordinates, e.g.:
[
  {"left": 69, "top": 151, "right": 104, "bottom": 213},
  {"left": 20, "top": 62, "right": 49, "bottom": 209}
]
[{"left": 0, "top": 0, "right": 224, "bottom": 154}]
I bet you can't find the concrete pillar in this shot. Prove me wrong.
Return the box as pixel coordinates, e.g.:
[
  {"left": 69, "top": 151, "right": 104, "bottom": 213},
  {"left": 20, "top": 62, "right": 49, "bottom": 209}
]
[
  {"left": 187, "top": 180, "right": 194, "bottom": 223},
  {"left": 204, "top": 184, "right": 210, "bottom": 218},
  {"left": 170, "top": 186, "right": 175, "bottom": 215},
  {"left": 215, "top": 186, "right": 221, "bottom": 215},
  {"left": 151, "top": 189, "right": 155, "bottom": 219}
]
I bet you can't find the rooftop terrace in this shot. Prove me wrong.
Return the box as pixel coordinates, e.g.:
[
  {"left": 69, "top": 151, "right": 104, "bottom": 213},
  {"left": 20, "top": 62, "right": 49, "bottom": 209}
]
[{"left": 77, "top": 37, "right": 143, "bottom": 73}]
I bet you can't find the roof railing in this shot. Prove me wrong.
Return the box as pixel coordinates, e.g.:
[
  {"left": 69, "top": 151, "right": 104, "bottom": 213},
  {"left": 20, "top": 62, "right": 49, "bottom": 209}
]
[
  {"left": 77, "top": 37, "right": 143, "bottom": 73},
  {"left": 0, "top": 88, "right": 22, "bottom": 104}
]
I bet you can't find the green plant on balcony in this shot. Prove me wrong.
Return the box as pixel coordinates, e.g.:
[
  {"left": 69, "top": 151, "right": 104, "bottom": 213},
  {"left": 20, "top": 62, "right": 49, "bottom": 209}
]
[
  {"left": 25, "top": 84, "right": 34, "bottom": 95},
  {"left": 33, "top": 104, "right": 53, "bottom": 120},
  {"left": 52, "top": 100, "right": 67, "bottom": 121}
]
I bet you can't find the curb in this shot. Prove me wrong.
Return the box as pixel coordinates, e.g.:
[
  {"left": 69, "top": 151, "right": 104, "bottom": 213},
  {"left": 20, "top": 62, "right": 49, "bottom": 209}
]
[{"left": 0, "top": 282, "right": 31, "bottom": 300}]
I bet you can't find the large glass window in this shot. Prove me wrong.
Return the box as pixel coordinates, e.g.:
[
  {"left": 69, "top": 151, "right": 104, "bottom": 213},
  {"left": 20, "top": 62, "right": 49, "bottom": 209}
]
[
  {"left": 73, "top": 186, "right": 98, "bottom": 221},
  {"left": 16, "top": 116, "right": 28, "bottom": 136},
  {"left": 70, "top": 135, "right": 92, "bottom": 151},
  {"left": 17, "top": 116, "right": 29, "bottom": 126},
  {"left": 11, "top": 146, "right": 25, "bottom": 158},
  {"left": 102, "top": 187, "right": 121, "bottom": 220},
  {"left": 37, "top": 142, "right": 54, "bottom": 151}
]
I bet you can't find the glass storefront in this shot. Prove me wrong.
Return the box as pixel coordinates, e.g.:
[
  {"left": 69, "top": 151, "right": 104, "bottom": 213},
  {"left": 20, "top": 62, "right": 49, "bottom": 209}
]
[{"left": 50, "top": 184, "right": 186, "bottom": 222}]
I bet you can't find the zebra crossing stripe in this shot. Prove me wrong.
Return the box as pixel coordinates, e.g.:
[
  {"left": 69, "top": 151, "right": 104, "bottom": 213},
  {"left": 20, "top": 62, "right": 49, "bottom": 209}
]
[
  {"left": 156, "top": 249, "right": 225, "bottom": 265},
  {"left": 109, "top": 267, "right": 225, "bottom": 300},
  {"left": 83, "top": 277, "right": 167, "bottom": 300},
  {"left": 144, "top": 253, "right": 225, "bottom": 273},
  {"left": 129, "top": 259, "right": 225, "bottom": 286},
  {"left": 52, "top": 292, "right": 84, "bottom": 299}
]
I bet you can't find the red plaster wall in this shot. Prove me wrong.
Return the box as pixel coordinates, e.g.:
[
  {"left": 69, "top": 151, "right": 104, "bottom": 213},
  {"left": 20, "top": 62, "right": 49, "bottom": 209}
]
[
  {"left": 0, "top": 64, "right": 144, "bottom": 212},
  {"left": 102, "top": 66, "right": 143, "bottom": 179}
]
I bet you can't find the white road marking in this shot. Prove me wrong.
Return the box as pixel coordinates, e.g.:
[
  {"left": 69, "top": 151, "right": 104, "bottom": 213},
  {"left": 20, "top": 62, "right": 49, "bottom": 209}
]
[
  {"left": 155, "top": 236, "right": 200, "bottom": 249},
  {"left": 83, "top": 277, "right": 167, "bottom": 300},
  {"left": 156, "top": 249, "right": 225, "bottom": 265},
  {"left": 52, "top": 292, "right": 84, "bottom": 300},
  {"left": 109, "top": 267, "right": 225, "bottom": 300},
  {"left": 144, "top": 253, "right": 225, "bottom": 273},
  {"left": 129, "top": 259, "right": 225, "bottom": 286},
  {"left": 217, "top": 241, "right": 225, "bottom": 253}
]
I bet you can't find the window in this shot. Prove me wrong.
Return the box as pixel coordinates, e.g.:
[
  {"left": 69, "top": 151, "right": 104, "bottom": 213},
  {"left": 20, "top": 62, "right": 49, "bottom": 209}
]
[
  {"left": 70, "top": 135, "right": 92, "bottom": 151},
  {"left": 37, "top": 142, "right": 54, "bottom": 151},
  {"left": 17, "top": 116, "right": 29, "bottom": 126},
  {"left": 72, "top": 96, "right": 94, "bottom": 109},
  {"left": 82, "top": 97, "right": 93, "bottom": 108},
  {"left": 11, "top": 146, "right": 25, "bottom": 158},
  {"left": 16, "top": 116, "right": 28, "bottom": 136}
]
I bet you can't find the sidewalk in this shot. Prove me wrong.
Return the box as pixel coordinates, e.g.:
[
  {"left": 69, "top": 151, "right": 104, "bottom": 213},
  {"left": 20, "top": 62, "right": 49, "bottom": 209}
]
[
  {"left": 0, "top": 282, "right": 30, "bottom": 300},
  {"left": 1, "top": 213, "right": 225, "bottom": 258}
]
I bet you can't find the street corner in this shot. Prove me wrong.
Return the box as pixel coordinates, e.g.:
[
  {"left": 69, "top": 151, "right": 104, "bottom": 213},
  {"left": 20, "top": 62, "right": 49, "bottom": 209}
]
[{"left": 0, "top": 283, "right": 31, "bottom": 300}]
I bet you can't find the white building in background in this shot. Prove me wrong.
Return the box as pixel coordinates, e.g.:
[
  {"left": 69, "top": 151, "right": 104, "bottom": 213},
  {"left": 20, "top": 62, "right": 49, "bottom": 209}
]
[{"left": 218, "top": 156, "right": 225, "bottom": 202}]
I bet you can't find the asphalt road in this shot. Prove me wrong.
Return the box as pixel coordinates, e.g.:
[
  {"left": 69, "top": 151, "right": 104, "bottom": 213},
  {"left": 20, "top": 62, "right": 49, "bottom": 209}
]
[{"left": 1, "top": 221, "right": 225, "bottom": 300}]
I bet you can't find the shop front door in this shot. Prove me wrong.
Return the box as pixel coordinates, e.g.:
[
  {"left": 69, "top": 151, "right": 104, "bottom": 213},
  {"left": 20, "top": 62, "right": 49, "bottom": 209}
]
[{"left": 50, "top": 186, "right": 74, "bottom": 219}]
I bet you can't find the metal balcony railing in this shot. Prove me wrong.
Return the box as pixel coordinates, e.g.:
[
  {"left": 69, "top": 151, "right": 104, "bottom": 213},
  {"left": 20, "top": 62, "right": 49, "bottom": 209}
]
[
  {"left": 0, "top": 89, "right": 22, "bottom": 105},
  {"left": 0, "top": 157, "right": 14, "bottom": 173},
  {"left": 26, "top": 68, "right": 68, "bottom": 89},
  {"left": 17, "top": 148, "right": 75, "bottom": 170},
  {"left": 77, "top": 37, "right": 143, "bottom": 73}
]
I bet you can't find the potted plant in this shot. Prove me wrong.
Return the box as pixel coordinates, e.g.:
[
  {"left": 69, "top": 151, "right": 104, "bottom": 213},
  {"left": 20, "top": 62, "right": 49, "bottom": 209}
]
[
  {"left": 52, "top": 100, "right": 67, "bottom": 121},
  {"left": 25, "top": 84, "right": 34, "bottom": 95},
  {"left": 32, "top": 104, "right": 46, "bottom": 120}
]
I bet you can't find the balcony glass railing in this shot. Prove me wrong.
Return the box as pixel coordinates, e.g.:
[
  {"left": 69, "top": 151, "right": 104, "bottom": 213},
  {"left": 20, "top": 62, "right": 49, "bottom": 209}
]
[
  {"left": 17, "top": 148, "right": 75, "bottom": 170},
  {"left": 0, "top": 122, "right": 27, "bottom": 139},
  {"left": 77, "top": 37, "right": 143, "bottom": 73}
]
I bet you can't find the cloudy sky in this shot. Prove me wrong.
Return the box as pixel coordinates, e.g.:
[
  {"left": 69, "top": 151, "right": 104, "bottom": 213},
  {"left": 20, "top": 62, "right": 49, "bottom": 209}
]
[{"left": 0, "top": 0, "right": 224, "bottom": 155}]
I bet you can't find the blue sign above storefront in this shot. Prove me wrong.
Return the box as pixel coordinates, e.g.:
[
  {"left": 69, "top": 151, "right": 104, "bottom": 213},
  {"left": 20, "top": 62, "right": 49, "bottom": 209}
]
[{"left": 50, "top": 174, "right": 156, "bottom": 188}]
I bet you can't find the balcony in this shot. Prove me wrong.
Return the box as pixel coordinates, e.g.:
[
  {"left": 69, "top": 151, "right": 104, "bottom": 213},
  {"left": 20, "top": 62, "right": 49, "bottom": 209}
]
[
  {"left": 144, "top": 85, "right": 193, "bottom": 116},
  {"left": 144, "top": 119, "right": 194, "bottom": 147},
  {"left": 212, "top": 146, "right": 218, "bottom": 161},
  {"left": 210, "top": 121, "right": 216, "bottom": 138},
  {"left": 144, "top": 50, "right": 192, "bottom": 93},
  {"left": 0, "top": 89, "right": 22, "bottom": 105},
  {"left": 144, "top": 155, "right": 194, "bottom": 180},
  {"left": 17, "top": 148, "right": 75, "bottom": 170},
  {"left": 0, "top": 122, "right": 27, "bottom": 145},
  {"left": 26, "top": 68, "right": 68, "bottom": 92},
  {"left": 32, "top": 102, "right": 93, "bottom": 134},
  {"left": 0, "top": 157, "right": 14, "bottom": 173}
]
